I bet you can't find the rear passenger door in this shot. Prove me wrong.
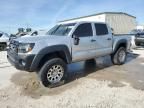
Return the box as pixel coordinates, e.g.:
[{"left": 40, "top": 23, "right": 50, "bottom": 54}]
[
  {"left": 72, "top": 23, "right": 94, "bottom": 62},
  {"left": 92, "top": 23, "right": 113, "bottom": 57}
]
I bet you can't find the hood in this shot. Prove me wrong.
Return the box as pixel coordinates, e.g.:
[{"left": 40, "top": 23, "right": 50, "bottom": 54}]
[{"left": 14, "top": 35, "right": 66, "bottom": 43}]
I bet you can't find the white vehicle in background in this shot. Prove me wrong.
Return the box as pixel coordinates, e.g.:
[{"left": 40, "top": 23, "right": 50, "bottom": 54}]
[
  {"left": 0, "top": 32, "right": 10, "bottom": 50},
  {"left": 10, "top": 29, "right": 47, "bottom": 39}
]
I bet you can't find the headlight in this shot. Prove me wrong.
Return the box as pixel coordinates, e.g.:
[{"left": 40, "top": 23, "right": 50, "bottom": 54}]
[{"left": 18, "top": 43, "right": 35, "bottom": 53}]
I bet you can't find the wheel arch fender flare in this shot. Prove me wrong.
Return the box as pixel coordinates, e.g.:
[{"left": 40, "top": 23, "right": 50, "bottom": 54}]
[
  {"left": 30, "top": 45, "right": 71, "bottom": 71},
  {"left": 113, "top": 39, "right": 127, "bottom": 54}
]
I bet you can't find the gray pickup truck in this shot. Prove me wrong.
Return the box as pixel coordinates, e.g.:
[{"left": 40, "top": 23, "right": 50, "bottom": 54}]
[{"left": 7, "top": 21, "right": 131, "bottom": 87}]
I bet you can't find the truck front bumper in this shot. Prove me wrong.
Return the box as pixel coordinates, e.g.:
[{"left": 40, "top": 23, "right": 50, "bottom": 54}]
[{"left": 7, "top": 50, "right": 35, "bottom": 72}]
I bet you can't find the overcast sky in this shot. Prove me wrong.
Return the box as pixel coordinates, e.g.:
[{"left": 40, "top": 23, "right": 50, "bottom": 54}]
[{"left": 0, "top": 0, "right": 143, "bottom": 33}]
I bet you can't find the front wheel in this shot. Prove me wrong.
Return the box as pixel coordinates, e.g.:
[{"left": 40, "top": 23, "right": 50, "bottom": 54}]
[
  {"left": 111, "top": 47, "right": 127, "bottom": 65},
  {"left": 38, "top": 58, "right": 67, "bottom": 87}
]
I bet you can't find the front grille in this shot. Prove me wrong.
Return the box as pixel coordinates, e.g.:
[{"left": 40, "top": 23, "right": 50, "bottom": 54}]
[{"left": 9, "top": 40, "right": 19, "bottom": 52}]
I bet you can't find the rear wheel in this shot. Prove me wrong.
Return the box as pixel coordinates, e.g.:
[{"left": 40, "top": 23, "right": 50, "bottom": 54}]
[
  {"left": 38, "top": 58, "right": 67, "bottom": 87},
  {"left": 111, "top": 47, "right": 126, "bottom": 65}
]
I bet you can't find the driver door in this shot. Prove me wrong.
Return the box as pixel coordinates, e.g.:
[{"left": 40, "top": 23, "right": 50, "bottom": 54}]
[{"left": 72, "top": 23, "right": 94, "bottom": 62}]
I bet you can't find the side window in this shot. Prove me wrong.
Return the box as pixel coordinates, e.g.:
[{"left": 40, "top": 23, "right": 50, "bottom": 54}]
[
  {"left": 95, "top": 24, "right": 108, "bottom": 36},
  {"left": 73, "top": 23, "right": 93, "bottom": 37}
]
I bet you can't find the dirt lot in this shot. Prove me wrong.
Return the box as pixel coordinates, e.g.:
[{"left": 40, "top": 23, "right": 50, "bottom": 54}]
[{"left": 0, "top": 48, "right": 144, "bottom": 108}]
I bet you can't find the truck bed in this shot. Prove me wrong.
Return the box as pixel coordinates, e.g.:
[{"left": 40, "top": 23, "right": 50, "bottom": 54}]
[{"left": 113, "top": 34, "right": 132, "bottom": 52}]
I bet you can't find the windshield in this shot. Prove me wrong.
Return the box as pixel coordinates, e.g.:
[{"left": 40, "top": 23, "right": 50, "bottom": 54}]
[{"left": 47, "top": 23, "right": 76, "bottom": 36}]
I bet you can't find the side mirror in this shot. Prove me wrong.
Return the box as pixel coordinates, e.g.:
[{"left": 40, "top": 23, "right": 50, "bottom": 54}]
[{"left": 73, "top": 35, "right": 80, "bottom": 45}]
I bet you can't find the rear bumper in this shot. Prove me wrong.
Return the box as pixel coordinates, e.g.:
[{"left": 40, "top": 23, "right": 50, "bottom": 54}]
[{"left": 7, "top": 50, "right": 35, "bottom": 72}]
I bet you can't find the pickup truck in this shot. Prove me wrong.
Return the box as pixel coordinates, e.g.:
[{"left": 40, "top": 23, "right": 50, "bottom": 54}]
[{"left": 7, "top": 21, "right": 131, "bottom": 87}]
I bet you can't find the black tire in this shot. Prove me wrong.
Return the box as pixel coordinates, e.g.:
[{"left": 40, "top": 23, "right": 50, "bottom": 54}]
[
  {"left": 111, "top": 47, "right": 127, "bottom": 65},
  {"left": 38, "top": 58, "right": 67, "bottom": 87}
]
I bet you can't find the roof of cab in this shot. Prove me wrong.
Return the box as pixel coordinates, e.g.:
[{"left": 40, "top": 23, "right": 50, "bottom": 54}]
[{"left": 58, "top": 21, "right": 106, "bottom": 25}]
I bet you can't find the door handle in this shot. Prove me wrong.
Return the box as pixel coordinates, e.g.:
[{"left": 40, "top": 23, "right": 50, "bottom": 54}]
[
  {"left": 91, "top": 39, "right": 96, "bottom": 42},
  {"left": 107, "top": 38, "right": 112, "bottom": 40}
]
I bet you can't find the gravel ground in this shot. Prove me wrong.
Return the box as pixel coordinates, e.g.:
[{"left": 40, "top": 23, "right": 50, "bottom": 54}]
[{"left": 0, "top": 48, "right": 144, "bottom": 108}]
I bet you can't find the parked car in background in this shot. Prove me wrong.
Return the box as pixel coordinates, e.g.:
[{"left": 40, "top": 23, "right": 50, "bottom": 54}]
[
  {"left": 135, "top": 32, "right": 144, "bottom": 46},
  {"left": 130, "top": 29, "right": 144, "bottom": 46},
  {"left": 0, "top": 32, "right": 10, "bottom": 50},
  {"left": 9, "top": 29, "right": 47, "bottom": 40}
]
